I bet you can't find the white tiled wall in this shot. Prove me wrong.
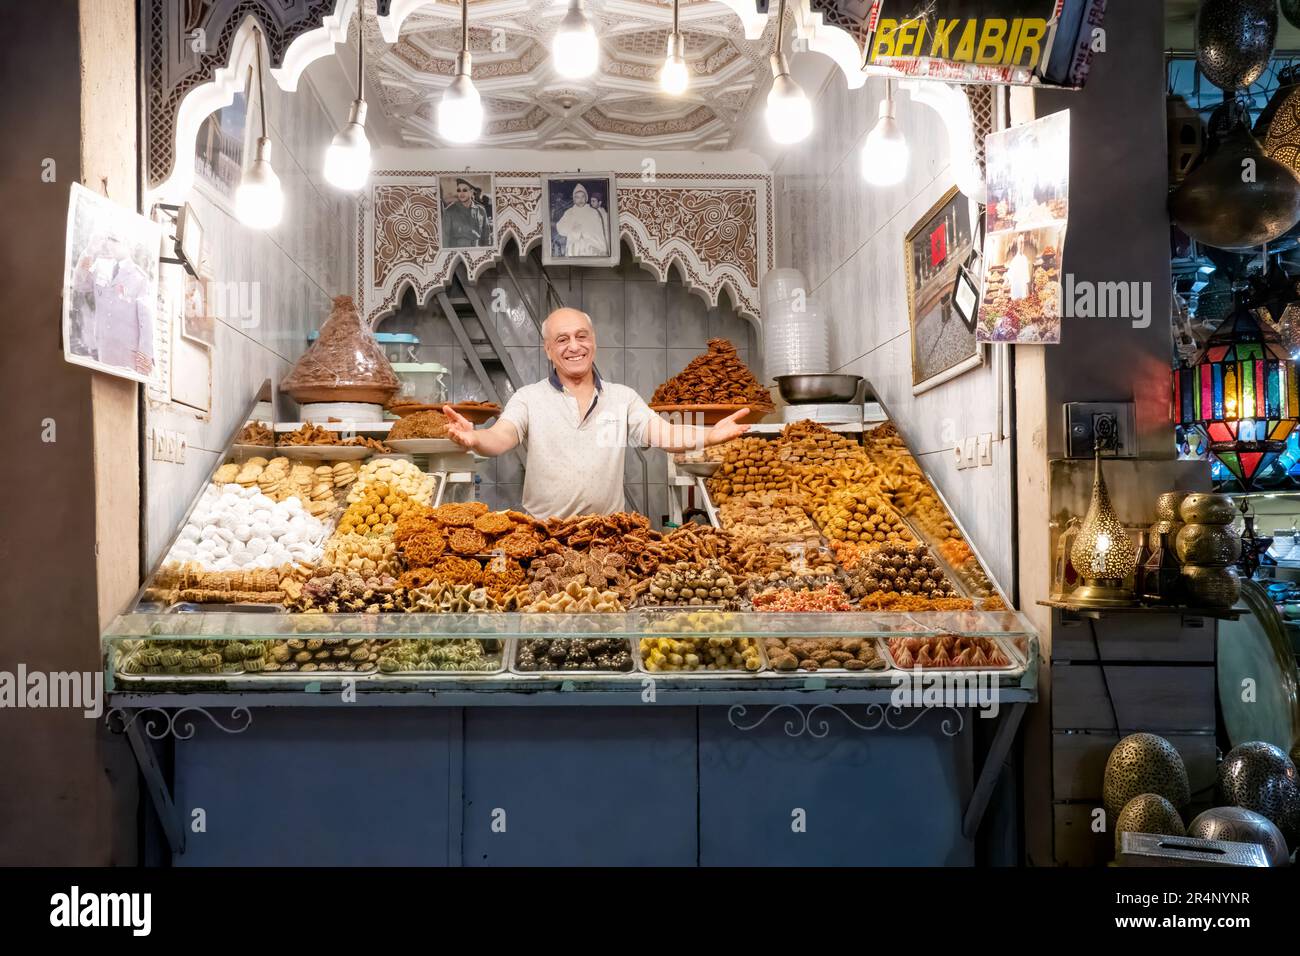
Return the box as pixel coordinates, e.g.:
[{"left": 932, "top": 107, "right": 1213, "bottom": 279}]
[
  {"left": 774, "top": 73, "right": 1015, "bottom": 594},
  {"left": 144, "top": 77, "right": 356, "bottom": 566},
  {"left": 376, "top": 243, "right": 759, "bottom": 526}
]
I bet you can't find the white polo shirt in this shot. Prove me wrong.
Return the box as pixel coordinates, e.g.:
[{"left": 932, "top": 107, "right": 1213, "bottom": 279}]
[{"left": 499, "top": 369, "right": 657, "bottom": 518}]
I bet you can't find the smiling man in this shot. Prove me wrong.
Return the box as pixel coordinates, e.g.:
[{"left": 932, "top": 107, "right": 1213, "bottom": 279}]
[{"left": 443, "top": 307, "right": 750, "bottom": 518}]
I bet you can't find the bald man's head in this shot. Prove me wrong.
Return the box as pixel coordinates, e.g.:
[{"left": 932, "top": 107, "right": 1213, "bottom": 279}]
[
  {"left": 542, "top": 308, "right": 597, "bottom": 381},
  {"left": 541, "top": 308, "right": 594, "bottom": 344}
]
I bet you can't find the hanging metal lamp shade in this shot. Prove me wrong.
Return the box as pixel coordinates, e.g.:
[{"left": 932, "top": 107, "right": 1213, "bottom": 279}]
[
  {"left": 1197, "top": 0, "right": 1277, "bottom": 91},
  {"left": 1259, "top": 66, "right": 1300, "bottom": 175},
  {"left": 1283, "top": 0, "right": 1300, "bottom": 31},
  {"left": 1173, "top": 302, "right": 1300, "bottom": 487},
  {"left": 1170, "top": 102, "right": 1300, "bottom": 251}
]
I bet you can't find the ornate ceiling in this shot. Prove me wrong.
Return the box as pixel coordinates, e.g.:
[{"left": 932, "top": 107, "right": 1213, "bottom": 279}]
[{"left": 359, "top": 0, "right": 779, "bottom": 149}]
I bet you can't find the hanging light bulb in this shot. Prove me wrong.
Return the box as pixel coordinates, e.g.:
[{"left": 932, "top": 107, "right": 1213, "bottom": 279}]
[
  {"left": 860, "top": 79, "right": 909, "bottom": 186},
  {"left": 324, "top": 5, "right": 371, "bottom": 191},
  {"left": 236, "top": 32, "right": 283, "bottom": 229},
  {"left": 438, "top": 0, "right": 483, "bottom": 143},
  {"left": 660, "top": 1, "right": 688, "bottom": 96},
  {"left": 553, "top": 0, "right": 599, "bottom": 79},
  {"left": 764, "top": 0, "right": 812, "bottom": 144}
]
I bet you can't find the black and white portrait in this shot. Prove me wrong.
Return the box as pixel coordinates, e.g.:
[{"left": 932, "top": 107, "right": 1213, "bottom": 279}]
[
  {"left": 439, "top": 173, "right": 495, "bottom": 249},
  {"left": 542, "top": 173, "right": 619, "bottom": 267},
  {"left": 61, "top": 183, "right": 163, "bottom": 385}
]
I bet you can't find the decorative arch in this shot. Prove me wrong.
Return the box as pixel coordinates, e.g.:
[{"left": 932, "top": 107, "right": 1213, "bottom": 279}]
[
  {"left": 143, "top": 0, "right": 358, "bottom": 200},
  {"left": 360, "top": 169, "right": 773, "bottom": 329}
]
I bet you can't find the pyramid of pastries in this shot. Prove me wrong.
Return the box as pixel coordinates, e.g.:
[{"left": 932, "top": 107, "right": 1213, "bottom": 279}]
[
  {"left": 651, "top": 338, "right": 772, "bottom": 408},
  {"left": 281, "top": 295, "right": 399, "bottom": 404}
]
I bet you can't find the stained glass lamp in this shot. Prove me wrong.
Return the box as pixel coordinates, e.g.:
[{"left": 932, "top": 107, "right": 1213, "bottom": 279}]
[{"left": 1173, "top": 304, "right": 1300, "bottom": 487}]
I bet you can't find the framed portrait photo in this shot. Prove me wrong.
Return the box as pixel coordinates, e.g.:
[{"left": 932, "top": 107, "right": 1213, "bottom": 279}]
[
  {"left": 438, "top": 173, "right": 496, "bottom": 250},
  {"left": 181, "top": 267, "right": 215, "bottom": 348},
  {"left": 541, "top": 172, "right": 619, "bottom": 268},
  {"left": 904, "top": 185, "right": 984, "bottom": 394},
  {"left": 62, "top": 182, "right": 164, "bottom": 385}
]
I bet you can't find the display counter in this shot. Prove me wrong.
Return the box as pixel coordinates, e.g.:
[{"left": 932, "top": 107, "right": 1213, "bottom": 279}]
[
  {"left": 103, "top": 385, "right": 1037, "bottom": 865},
  {"left": 103, "top": 610, "right": 1037, "bottom": 866}
]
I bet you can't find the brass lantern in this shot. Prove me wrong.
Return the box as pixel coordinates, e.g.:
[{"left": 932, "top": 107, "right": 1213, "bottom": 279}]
[{"left": 1069, "top": 448, "right": 1138, "bottom": 607}]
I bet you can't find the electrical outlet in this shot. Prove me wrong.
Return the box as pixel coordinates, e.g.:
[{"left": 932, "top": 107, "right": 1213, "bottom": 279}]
[{"left": 1064, "top": 402, "right": 1137, "bottom": 458}]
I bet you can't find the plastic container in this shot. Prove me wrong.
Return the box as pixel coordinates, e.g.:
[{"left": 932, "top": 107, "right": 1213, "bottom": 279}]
[
  {"left": 390, "top": 362, "right": 449, "bottom": 407},
  {"left": 762, "top": 268, "right": 829, "bottom": 380}
]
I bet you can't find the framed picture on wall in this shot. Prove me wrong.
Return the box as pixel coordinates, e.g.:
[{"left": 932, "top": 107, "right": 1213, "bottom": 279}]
[
  {"left": 438, "top": 173, "right": 495, "bottom": 249},
  {"left": 181, "top": 266, "right": 215, "bottom": 348},
  {"left": 541, "top": 172, "right": 619, "bottom": 268},
  {"left": 61, "top": 182, "right": 164, "bottom": 385},
  {"left": 904, "top": 185, "right": 984, "bottom": 394},
  {"left": 193, "top": 69, "right": 251, "bottom": 210}
]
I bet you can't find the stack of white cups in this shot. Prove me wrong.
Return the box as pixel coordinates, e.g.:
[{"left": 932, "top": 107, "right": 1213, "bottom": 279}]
[{"left": 762, "top": 267, "right": 829, "bottom": 382}]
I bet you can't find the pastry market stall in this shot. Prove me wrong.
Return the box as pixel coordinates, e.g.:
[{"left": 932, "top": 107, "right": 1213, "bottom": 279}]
[{"left": 104, "top": 358, "right": 1036, "bottom": 865}]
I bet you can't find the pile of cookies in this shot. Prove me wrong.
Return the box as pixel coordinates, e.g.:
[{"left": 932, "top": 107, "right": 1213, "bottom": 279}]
[
  {"left": 522, "top": 581, "right": 624, "bottom": 613},
  {"left": 347, "top": 458, "right": 436, "bottom": 507},
  {"left": 335, "top": 482, "right": 414, "bottom": 537},
  {"left": 707, "top": 436, "right": 792, "bottom": 502},
  {"left": 718, "top": 491, "right": 823, "bottom": 549},
  {"left": 214, "top": 456, "right": 359, "bottom": 518},
  {"left": 164, "top": 483, "right": 329, "bottom": 571},
  {"left": 764, "top": 637, "right": 886, "bottom": 672},
  {"left": 651, "top": 338, "right": 772, "bottom": 409}
]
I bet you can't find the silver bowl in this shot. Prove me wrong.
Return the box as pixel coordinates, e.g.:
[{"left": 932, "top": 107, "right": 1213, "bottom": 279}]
[{"left": 775, "top": 374, "right": 863, "bottom": 404}]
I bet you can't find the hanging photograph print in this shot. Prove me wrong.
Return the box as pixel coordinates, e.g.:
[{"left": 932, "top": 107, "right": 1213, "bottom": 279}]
[
  {"left": 976, "top": 110, "right": 1070, "bottom": 344},
  {"left": 541, "top": 172, "right": 619, "bottom": 267},
  {"left": 61, "top": 182, "right": 164, "bottom": 384},
  {"left": 193, "top": 72, "right": 250, "bottom": 206},
  {"left": 905, "top": 186, "right": 983, "bottom": 393},
  {"left": 438, "top": 173, "right": 496, "bottom": 249}
]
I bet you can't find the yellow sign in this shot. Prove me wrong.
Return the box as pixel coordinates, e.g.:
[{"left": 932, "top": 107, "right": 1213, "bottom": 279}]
[{"left": 870, "top": 17, "right": 1052, "bottom": 69}]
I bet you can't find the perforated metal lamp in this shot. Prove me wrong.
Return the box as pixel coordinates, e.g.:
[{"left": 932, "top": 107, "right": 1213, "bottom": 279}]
[
  {"left": 1069, "top": 446, "right": 1138, "bottom": 607},
  {"left": 1173, "top": 302, "right": 1300, "bottom": 487}
]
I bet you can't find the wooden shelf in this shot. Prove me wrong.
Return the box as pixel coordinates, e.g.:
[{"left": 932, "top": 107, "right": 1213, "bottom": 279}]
[{"left": 1038, "top": 599, "right": 1241, "bottom": 621}]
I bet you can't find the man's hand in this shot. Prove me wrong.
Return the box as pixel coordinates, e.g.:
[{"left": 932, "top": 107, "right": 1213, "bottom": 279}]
[
  {"left": 705, "top": 408, "right": 750, "bottom": 446},
  {"left": 443, "top": 405, "right": 480, "bottom": 451}
]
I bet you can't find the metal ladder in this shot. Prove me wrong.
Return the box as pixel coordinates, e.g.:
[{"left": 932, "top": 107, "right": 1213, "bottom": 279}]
[{"left": 491, "top": 248, "right": 652, "bottom": 515}]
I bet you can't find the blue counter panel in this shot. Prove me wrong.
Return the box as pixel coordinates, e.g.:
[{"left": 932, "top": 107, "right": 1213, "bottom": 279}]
[
  {"left": 698, "top": 709, "right": 975, "bottom": 866},
  {"left": 461, "top": 707, "right": 699, "bottom": 866},
  {"left": 157, "top": 705, "right": 998, "bottom": 865},
  {"left": 173, "top": 709, "right": 453, "bottom": 866}
]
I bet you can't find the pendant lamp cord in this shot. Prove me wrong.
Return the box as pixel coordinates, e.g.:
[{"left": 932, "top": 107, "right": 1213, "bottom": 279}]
[
  {"left": 775, "top": 0, "right": 787, "bottom": 59},
  {"left": 462, "top": 0, "right": 469, "bottom": 54},
  {"left": 672, "top": 0, "right": 679, "bottom": 35},
  {"left": 357, "top": 4, "right": 365, "bottom": 100},
  {"left": 253, "top": 27, "right": 267, "bottom": 139}
]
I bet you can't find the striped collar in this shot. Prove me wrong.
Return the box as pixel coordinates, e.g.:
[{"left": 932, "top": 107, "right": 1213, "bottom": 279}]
[
  {"left": 547, "top": 367, "right": 603, "bottom": 393},
  {"left": 547, "top": 367, "right": 603, "bottom": 422}
]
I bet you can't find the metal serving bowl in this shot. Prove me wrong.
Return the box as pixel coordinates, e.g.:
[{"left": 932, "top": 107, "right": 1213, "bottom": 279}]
[{"left": 775, "top": 373, "right": 863, "bottom": 404}]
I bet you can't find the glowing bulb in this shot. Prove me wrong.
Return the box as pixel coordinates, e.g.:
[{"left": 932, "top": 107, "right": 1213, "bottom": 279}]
[
  {"left": 1095, "top": 532, "right": 1112, "bottom": 555},
  {"left": 660, "top": 32, "right": 688, "bottom": 95},
  {"left": 323, "top": 101, "right": 371, "bottom": 191},
  {"left": 861, "top": 94, "right": 910, "bottom": 187},
  {"left": 438, "top": 55, "right": 483, "bottom": 143},
  {"left": 765, "top": 55, "right": 812, "bottom": 145},
  {"left": 553, "top": 1, "right": 599, "bottom": 78},
  {"left": 235, "top": 137, "right": 283, "bottom": 230}
]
